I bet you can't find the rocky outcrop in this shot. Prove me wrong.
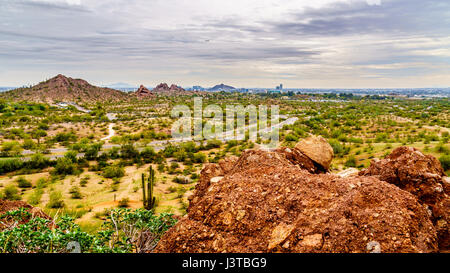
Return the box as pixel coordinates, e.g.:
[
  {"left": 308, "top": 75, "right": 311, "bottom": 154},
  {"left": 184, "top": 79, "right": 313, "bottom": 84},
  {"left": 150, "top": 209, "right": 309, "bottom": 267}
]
[
  {"left": 152, "top": 83, "right": 185, "bottom": 93},
  {"left": 135, "top": 85, "right": 153, "bottom": 97},
  {"left": 153, "top": 83, "right": 170, "bottom": 92},
  {"left": 169, "top": 84, "right": 184, "bottom": 92},
  {"left": 156, "top": 144, "right": 439, "bottom": 253},
  {"left": 360, "top": 146, "right": 449, "bottom": 251}
]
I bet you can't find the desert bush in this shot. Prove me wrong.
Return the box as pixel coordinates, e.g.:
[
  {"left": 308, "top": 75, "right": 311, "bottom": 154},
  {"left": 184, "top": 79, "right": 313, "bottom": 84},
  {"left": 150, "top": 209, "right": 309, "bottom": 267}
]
[
  {"left": 1, "top": 185, "right": 21, "bottom": 201},
  {"left": 345, "top": 156, "right": 357, "bottom": 168},
  {"left": 28, "top": 189, "right": 43, "bottom": 205},
  {"left": 16, "top": 177, "right": 32, "bottom": 188},
  {"left": 205, "top": 139, "right": 222, "bottom": 149},
  {"left": 140, "top": 147, "right": 156, "bottom": 163},
  {"left": 440, "top": 155, "right": 450, "bottom": 171},
  {"left": 47, "top": 191, "right": 65, "bottom": 208},
  {"left": 102, "top": 165, "right": 125, "bottom": 179},
  {"left": 1, "top": 141, "right": 23, "bottom": 157},
  {"left": 120, "top": 144, "right": 139, "bottom": 160},
  {"left": 27, "top": 153, "right": 51, "bottom": 170},
  {"left": 0, "top": 158, "right": 24, "bottom": 175},
  {"left": 36, "top": 177, "right": 48, "bottom": 189},
  {"left": 69, "top": 186, "right": 83, "bottom": 199},
  {"left": 328, "top": 139, "right": 344, "bottom": 155},
  {"left": 173, "top": 176, "right": 191, "bottom": 184},
  {"left": 192, "top": 152, "right": 206, "bottom": 163},
  {"left": 54, "top": 157, "right": 77, "bottom": 175},
  {"left": 118, "top": 198, "right": 130, "bottom": 208}
]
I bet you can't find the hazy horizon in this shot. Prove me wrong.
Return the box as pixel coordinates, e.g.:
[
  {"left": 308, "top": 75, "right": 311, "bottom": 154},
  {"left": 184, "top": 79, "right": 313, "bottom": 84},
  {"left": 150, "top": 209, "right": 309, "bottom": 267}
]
[{"left": 1, "top": 0, "right": 449, "bottom": 88}]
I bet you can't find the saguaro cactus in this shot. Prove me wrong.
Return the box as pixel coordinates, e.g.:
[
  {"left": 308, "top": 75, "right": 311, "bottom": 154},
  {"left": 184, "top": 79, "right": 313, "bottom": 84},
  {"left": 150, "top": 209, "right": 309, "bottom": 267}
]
[{"left": 142, "top": 166, "right": 156, "bottom": 210}]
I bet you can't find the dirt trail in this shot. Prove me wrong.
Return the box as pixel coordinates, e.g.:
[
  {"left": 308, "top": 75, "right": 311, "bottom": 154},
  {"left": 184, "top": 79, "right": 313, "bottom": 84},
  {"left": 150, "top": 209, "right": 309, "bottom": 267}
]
[{"left": 101, "top": 123, "right": 115, "bottom": 141}]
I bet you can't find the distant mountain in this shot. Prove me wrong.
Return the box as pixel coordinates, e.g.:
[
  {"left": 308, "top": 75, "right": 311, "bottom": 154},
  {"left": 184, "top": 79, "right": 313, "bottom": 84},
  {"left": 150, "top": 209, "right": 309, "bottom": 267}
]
[
  {"left": 0, "top": 87, "right": 17, "bottom": 93},
  {"left": 209, "top": 84, "right": 236, "bottom": 92},
  {"left": 0, "top": 74, "right": 130, "bottom": 103}
]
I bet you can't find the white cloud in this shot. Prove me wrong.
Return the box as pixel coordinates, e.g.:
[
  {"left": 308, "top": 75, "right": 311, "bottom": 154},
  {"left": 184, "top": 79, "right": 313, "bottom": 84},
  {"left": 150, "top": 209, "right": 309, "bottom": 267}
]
[
  {"left": 31, "top": 0, "right": 81, "bottom": 5},
  {"left": 366, "top": 0, "right": 381, "bottom": 5},
  {"left": 0, "top": 0, "right": 449, "bottom": 88}
]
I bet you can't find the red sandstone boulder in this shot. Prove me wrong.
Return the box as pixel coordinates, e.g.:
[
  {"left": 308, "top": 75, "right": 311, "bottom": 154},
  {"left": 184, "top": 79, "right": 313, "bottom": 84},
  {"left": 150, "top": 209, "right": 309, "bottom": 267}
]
[
  {"left": 359, "top": 146, "right": 449, "bottom": 251},
  {"left": 156, "top": 148, "right": 438, "bottom": 253}
]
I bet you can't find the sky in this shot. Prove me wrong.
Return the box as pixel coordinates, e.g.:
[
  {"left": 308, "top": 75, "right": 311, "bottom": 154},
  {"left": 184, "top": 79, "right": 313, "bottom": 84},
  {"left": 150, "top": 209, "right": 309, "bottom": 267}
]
[{"left": 0, "top": 0, "right": 449, "bottom": 88}]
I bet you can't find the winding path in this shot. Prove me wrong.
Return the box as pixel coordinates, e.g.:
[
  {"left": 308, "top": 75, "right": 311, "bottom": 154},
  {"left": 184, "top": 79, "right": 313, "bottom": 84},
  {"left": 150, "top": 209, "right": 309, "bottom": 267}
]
[{"left": 101, "top": 123, "right": 115, "bottom": 141}]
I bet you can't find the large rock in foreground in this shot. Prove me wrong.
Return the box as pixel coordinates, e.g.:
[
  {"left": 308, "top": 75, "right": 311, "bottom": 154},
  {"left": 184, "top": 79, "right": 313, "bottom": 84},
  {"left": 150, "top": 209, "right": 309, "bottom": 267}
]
[
  {"left": 360, "top": 146, "right": 449, "bottom": 251},
  {"left": 295, "top": 136, "right": 334, "bottom": 170},
  {"left": 156, "top": 149, "right": 438, "bottom": 253}
]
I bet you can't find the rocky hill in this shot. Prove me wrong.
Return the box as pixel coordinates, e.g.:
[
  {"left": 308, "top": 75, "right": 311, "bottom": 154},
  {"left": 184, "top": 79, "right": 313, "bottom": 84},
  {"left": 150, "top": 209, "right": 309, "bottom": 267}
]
[
  {"left": 145, "top": 82, "right": 203, "bottom": 96},
  {"left": 155, "top": 136, "right": 449, "bottom": 253},
  {"left": 0, "top": 74, "right": 129, "bottom": 103},
  {"left": 135, "top": 84, "right": 154, "bottom": 97},
  {"left": 209, "top": 83, "right": 236, "bottom": 92},
  {"left": 153, "top": 83, "right": 185, "bottom": 93}
]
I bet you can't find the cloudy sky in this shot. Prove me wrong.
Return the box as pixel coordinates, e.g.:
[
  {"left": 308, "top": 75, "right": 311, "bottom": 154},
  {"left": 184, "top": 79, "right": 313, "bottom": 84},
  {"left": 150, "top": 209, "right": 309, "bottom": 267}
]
[{"left": 0, "top": 0, "right": 449, "bottom": 88}]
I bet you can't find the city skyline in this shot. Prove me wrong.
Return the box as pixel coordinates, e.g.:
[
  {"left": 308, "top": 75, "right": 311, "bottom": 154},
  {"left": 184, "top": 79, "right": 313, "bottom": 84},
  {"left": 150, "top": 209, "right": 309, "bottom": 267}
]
[{"left": 0, "top": 0, "right": 449, "bottom": 88}]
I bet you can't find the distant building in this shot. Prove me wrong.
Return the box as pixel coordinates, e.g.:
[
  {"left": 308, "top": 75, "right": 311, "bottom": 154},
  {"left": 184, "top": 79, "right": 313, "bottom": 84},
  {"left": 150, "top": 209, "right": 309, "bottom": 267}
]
[{"left": 275, "top": 84, "right": 284, "bottom": 90}]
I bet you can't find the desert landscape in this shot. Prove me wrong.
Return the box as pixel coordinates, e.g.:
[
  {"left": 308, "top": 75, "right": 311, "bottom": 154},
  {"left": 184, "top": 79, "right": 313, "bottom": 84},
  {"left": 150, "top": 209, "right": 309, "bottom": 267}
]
[
  {"left": 0, "top": 74, "right": 448, "bottom": 253},
  {"left": 0, "top": 0, "right": 449, "bottom": 257}
]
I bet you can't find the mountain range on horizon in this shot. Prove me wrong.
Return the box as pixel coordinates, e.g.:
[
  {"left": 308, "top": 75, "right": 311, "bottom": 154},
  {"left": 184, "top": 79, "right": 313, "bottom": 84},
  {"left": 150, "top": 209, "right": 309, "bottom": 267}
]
[{"left": 1, "top": 75, "right": 449, "bottom": 103}]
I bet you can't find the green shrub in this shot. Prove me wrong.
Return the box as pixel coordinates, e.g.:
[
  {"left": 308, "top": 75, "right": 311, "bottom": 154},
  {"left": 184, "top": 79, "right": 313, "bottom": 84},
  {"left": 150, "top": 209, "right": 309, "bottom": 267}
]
[
  {"left": 440, "top": 155, "right": 450, "bottom": 171},
  {"left": 36, "top": 178, "right": 48, "bottom": 189},
  {"left": 205, "top": 139, "right": 222, "bottom": 149},
  {"left": 0, "top": 158, "right": 24, "bottom": 175},
  {"left": 102, "top": 165, "right": 125, "bottom": 179},
  {"left": 28, "top": 189, "right": 43, "bottom": 205},
  {"left": 285, "top": 133, "right": 298, "bottom": 142},
  {"left": 54, "top": 157, "right": 76, "bottom": 175},
  {"left": 28, "top": 153, "right": 50, "bottom": 170},
  {"left": 69, "top": 186, "right": 83, "bottom": 199},
  {"left": 140, "top": 147, "right": 156, "bottom": 163},
  {"left": 1, "top": 185, "right": 21, "bottom": 201},
  {"left": 329, "top": 139, "right": 344, "bottom": 155},
  {"left": 345, "top": 156, "right": 357, "bottom": 168},
  {"left": 1, "top": 141, "right": 23, "bottom": 157},
  {"left": 118, "top": 198, "right": 130, "bottom": 208},
  {"left": 16, "top": 177, "right": 32, "bottom": 188},
  {"left": 47, "top": 191, "right": 65, "bottom": 208},
  {"left": 192, "top": 152, "right": 206, "bottom": 163}
]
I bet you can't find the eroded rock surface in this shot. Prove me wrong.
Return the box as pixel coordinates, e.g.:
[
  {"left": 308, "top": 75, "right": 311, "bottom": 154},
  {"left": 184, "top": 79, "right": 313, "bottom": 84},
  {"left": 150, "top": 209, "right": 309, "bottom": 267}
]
[
  {"left": 156, "top": 147, "right": 438, "bottom": 253},
  {"left": 360, "top": 146, "right": 449, "bottom": 250},
  {"left": 135, "top": 85, "right": 153, "bottom": 97}
]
